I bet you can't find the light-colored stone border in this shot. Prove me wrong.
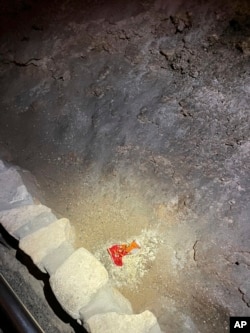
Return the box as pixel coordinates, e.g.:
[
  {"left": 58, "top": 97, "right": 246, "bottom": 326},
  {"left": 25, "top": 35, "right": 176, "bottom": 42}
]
[{"left": 0, "top": 159, "right": 162, "bottom": 333}]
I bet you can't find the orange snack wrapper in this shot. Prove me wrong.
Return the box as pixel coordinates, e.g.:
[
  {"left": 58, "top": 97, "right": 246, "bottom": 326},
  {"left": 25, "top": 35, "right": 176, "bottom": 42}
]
[{"left": 107, "top": 240, "right": 140, "bottom": 266}]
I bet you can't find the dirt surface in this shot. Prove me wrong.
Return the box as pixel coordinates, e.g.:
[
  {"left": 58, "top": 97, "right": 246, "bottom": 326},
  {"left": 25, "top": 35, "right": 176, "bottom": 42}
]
[{"left": 0, "top": 1, "right": 250, "bottom": 332}]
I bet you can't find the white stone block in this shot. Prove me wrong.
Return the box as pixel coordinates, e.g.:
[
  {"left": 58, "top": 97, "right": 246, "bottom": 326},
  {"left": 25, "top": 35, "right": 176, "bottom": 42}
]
[
  {"left": 86, "top": 310, "right": 162, "bottom": 333},
  {"left": 19, "top": 218, "right": 75, "bottom": 272},
  {"left": 42, "top": 242, "right": 75, "bottom": 276},
  {"left": 0, "top": 168, "right": 33, "bottom": 211},
  {"left": 50, "top": 248, "right": 109, "bottom": 319},
  {"left": 79, "top": 284, "right": 133, "bottom": 321},
  {"left": 0, "top": 204, "right": 57, "bottom": 239}
]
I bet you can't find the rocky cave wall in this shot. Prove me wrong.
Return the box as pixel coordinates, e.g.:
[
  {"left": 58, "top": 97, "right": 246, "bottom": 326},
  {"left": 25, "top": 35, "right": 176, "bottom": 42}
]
[{"left": 0, "top": 1, "right": 250, "bottom": 333}]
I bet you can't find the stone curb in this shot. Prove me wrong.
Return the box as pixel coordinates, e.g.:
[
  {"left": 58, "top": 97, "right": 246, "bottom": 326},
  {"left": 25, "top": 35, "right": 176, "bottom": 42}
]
[
  {"left": 19, "top": 218, "right": 75, "bottom": 273},
  {"left": 50, "top": 247, "right": 109, "bottom": 319},
  {"left": 0, "top": 204, "right": 57, "bottom": 240},
  {"left": 0, "top": 159, "right": 162, "bottom": 333},
  {"left": 86, "top": 310, "right": 161, "bottom": 333}
]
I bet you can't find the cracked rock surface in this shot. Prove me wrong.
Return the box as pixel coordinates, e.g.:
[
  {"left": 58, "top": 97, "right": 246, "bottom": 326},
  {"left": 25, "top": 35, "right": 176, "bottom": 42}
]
[{"left": 0, "top": 1, "right": 249, "bottom": 332}]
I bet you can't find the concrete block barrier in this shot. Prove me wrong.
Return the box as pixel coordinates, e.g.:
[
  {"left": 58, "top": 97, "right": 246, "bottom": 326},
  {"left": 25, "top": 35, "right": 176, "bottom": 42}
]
[
  {"left": 86, "top": 310, "right": 162, "bottom": 333},
  {"left": 79, "top": 284, "right": 133, "bottom": 322},
  {"left": 19, "top": 218, "right": 75, "bottom": 272},
  {"left": 42, "top": 242, "right": 75, "bottom": 275},
  {"left": 0, "top": 167, "right": 34, "bottom": 211},
  {"left": 0, "top": 204, "right": 57, "bottom": 240},
  {"left": 50, "top": 247, "right": 109, "bottom": 320}
]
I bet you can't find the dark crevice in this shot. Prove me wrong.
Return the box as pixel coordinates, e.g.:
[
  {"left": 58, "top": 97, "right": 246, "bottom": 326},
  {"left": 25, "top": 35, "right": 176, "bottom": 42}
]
[
  {"left": 193, "top": 240, "right": 199, "bottom": 262},
  {"left": 238, "top": 288, "right": 250, "bottom": 308},
  {"left": 2, "top": 58, "right": 41, "bottom": 67}
]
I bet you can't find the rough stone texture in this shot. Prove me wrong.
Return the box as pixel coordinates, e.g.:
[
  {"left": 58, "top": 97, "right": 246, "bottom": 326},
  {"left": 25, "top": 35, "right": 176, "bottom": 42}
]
[
  {"left": 79, "top": 284, "right": 133, "bottom": 321},
  {"left": 0, "top": 167, "right": 34, "bottom": 211},
  {"left": 0, "top": 1, "right": 250, "bottom": 332},
  {"left": 86, "top": 310, "right": 162, "bottom": 333},
  {"left": 19, "top": 218, "right": 75, "bottom": 272},
  {"left": 0, "top": 204, "right": 57, "bottom": 240},
  {"left": 42, "top": 241, "right": 75, "bottom": 275},
  {"left": 50, "top": 248, "right": 109, "bottom": 319},
  {"left": 16, "top": 168, "right": 44, "bottom": 204}
]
